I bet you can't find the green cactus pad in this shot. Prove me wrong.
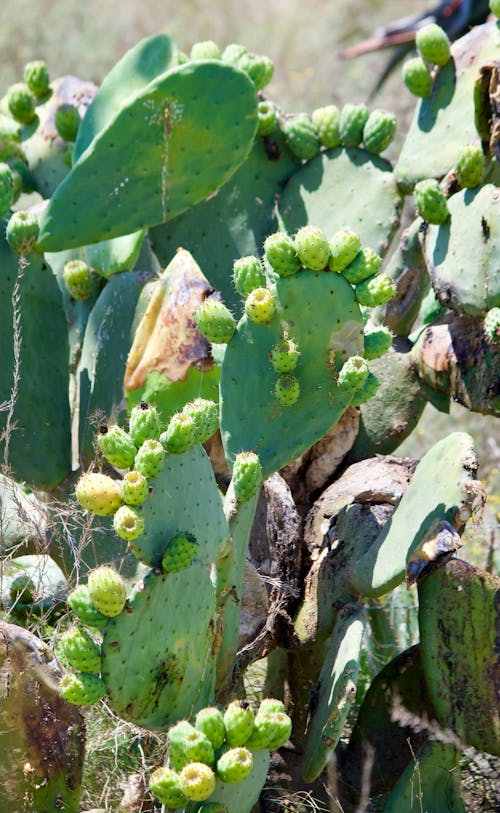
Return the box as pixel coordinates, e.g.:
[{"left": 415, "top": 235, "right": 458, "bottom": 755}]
[
  {"left": 39, "top": 61, "right": 258, "bottom": 251},
  {"left": 383, "top": 741, "right": 465, "bottom": 813},
  {"left": 84, "top": 229, "right": 146, "bottom": 279},
  {"left": 206, "top": 749, "right": 270, "bottom": 813}
]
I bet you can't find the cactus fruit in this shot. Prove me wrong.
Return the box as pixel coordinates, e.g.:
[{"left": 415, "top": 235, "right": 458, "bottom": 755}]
[
  {"left": 6, "top": 210, "right": 39, "bottom": 254},
  {"left": 246, "top": 711, "right": 292, "bottom": 750},
  {"left": 455, "top": 144, "right": 485, "bottom": 188},
  {"left": 363, "top": 325, "right": 393, "bottom": 360},
  {"left": 259, "top": 698, "right": 285, "bottom": 715},
  {"left": 216, "top": 747, "right": 254, "bottom": 783},
  {"left": 134, "top": 439, "right": 166, "bottom": 479},
  {"left": 350, "top": 369, "right": 379, "bottom": 406},
  {"left": 75, "top": 472, "right": 122, "bottom": 516},
  {"left": 244, "top": 287, "right": 276, "bottom": 323},
  {"left": 179, "top": 762, "right": 217, "bottom": 801},
  {"left": 256, "top": 100, "right": 277, "bottom": 136},
  {"left": 23, "top": 60, "right": 50, "bottom": 99},
  {"left": 274, "top": 374, "right": 300, "bottom": 406},
  {"left": 195, "top": 707, "right": 226, "bottom": 750},
  {"left": 172, "top": 726, "right": 215, "bottom": 765},
  {"left": 6, "top": 83, "right": 36, "bottom": 124},
  {"left": 183, "top": 398, "right": 219, "bottom": 443},
  {"left": 223, "top": 700, "right": 255, "bottom": 746},
  {"left": 282, "top": 114, "right": 320, "bottom": 161},
  {"left": 339, "top": 103, "right": 369, "bottom": 147},
  {"left": 416, "top": 23, "right": 451, "bottom": 67},
  {"left": 121, "top": 470, "right": 149, "bottom": 505},
  {"left": 149, "top": 767, "right": 188, "bottom": 808},
  {"left": 97, "top": 424, "right": 137, "bottom": 469},
  {"left": 239, "top": 53, "right": 275, "bottom": 91},
  {"left": 63, "top": 259, "right": 93, "bottom": 301},
  {"left": 355, "top": 273, "right": 397, "bottom": 307},
  {"left": 195, "top": 297, "right": 237, "bottom": 344},
  {"left": 67, "top": 585, "right": 108, "bottom": 630},
  {"left": 270, "top": 338, "right": 299, "bottom": 373},
  {"left": 59, "top": 671, "right": 106, "bottom": 705},
  {"left": 362, "top": 109, "right": 397, "bottom": 154},
  {"left": 232, "top": 452, "right": 263, "bottom": 502},
  {"left": 160, "top": 413, "right": 196, "bottom": 454},
  {"left": 0, "top": 162, "right": 13, "bottom": 218},
  {"left": 169, "top": 721, "right": 199, "bottom": 763},
  {"left": 337, "top": 356, "right": 369, "bottom": 391},
  {"left": 483, "top": 307, "right": 500, "bottom": 343},
  {"left": 264, "top": 231, "right": 302, "bottom": 277},
  {"left": 413, "top": 179, "right": 450, "bottom": 225},
  {"left": 57, "top": 627, "right": 101, "bottom": 674},
  {"left": 402, "top": 57, "right": 433, "bottom": 98},
  {"left": 54, "top": 103, "right": 81, "bottom": 142},
  {"left": 233, "top": 256, "right": 266, "bottom": 298},
  {"left": 311, "top": 105, "right": 341, "bottom": 148},
  {"left": 342, "top": 247, "right": 382, "bottom": 285},
  {"left": 294, "top": 225, "right": 331, "bottom": 270},
  {"left": 162, "top": 532, "right": 198, "bottom": 573},
  {"left": 328, "top": 229, "right": 361, "bottom": 272},
  {"left": 113, "top": 505, "right": 145, "bottom": 542},
  {"left": 190, "top": 40, "right": 221, "bottom": 60},
  {"left": 87, "top": 566, "right": 127, "bottom": 617},
  {"left": 128, "top": 402, "right": 162, "bottom": 447}
]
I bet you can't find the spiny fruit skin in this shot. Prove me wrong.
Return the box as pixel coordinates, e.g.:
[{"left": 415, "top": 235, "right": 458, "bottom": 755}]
[
  {"left": 240, "top": 53, "right": 275, "bottom": 91},
  {"left": 294, "top": 225, "right": 331, "bottom": 271},
  {"left": 113, "top": 505, "right": 145, "bottom": 542},
  {"left": 259, "top": 698, "right": 285, "bottom": 714},
  {"left": 149, "top": 766, "right": 188, "bottom": 808},
  {"left": 169, "top": 721, "right": 198, "bottom": 768},
  {"left": 57, "top": 627, "right": 101, "bottom": 674},
  {"left": 339, "top": 104, "right": 369, "bottom": 148},
  {"left": 337, "top": 356, "right": 369, "bottom": 392},
  {"left": 0, "top": 162, "right": 14, "bottom": 219},
  {"left": 6, "top": 210, "right": 39, "bottom": 254},
  {"left": 128, "top": 402, "right": 162, "bottom": 448},
  {"left": 134, "top": 439, "right": 166, "bottom": 479},
  {"left": 416, "top": 23, "right": 451, "bottom": 67},
  {"left": 162, "top": 532, "right": 198, "bottom": 574},
  {"left": 54, "top": 103, "right": 80, "bottom": 142},
  {"left": 121, "top": 470, "right": 149, "bottom": 506},
  {"left": 232, "top": 451, "right": 263, "bottom": 503},
  {"left": 275, "top": 374, "right": 300, "bottom": 406},
  {"left": 97, "top": 424, "right": 137, "bottom": 469},
  {"left": 160, "top": 412, "right": 197, "bottom": 454},
  {"left": 59, "top": 672, "right": 106, "bottom": 706},
  {"left": 402, "top": 57, "right": 433, "bottom": 98},
  {"left": 179, "top": 762, "right": 216, "bottom": 802},
  {"left": 190, "top": 40, "right": 221, "bottom": 60},
  {"left": 195, "top": 297, "right": 236, "bottom": 344},
  {"left": 222, "top": 43, "right": 248, "bottom": 65},
  {"left": 216, "top": 747, "right": 253, "bottom": 783},
  {"left": 264, "top": 231, "right": 302, "bottom": 277},
  {"left": 233, "top": 255, "right": 266, "bottom": 298},
  {"left": 483, "top": 307, "right": 500, "bottom": 344},
  {"left": 355, "top": 274, "right": 397, "bottom": 307},
  {"left": 67, "top": 585, "right": 108, "bottom": 630},
  {"left": 195, "top": 707, "right": 226, "bottom": 751},
  {"left": 350, "top": 371, "right": 380, "bottom": 406},
  {"left": 329, "top": 229, "right": 361, "bottom": 272},
  {"left": 455, "top": 144, "right": 485, "bottom": 189},
  {"left": 247, "top": 710, "right": 293, "bottom": 750},
  {"left": 362, "top": 109, "right": 397, "bottom": 154},
  {"left": 182, "top": 398, "right": 219, "bottom": 444},
  {"left": 282, "top": 114, "right": 320, "bottom": 161},
  {"left": 23, "top": 60, "right": 50, "bottom": 99},
  {"left": 270, "top": 338, "right": 299, "bottom": 374},
  {"left": 223, "top": 700, "right": 255, "bottom": 747},
  {"left": 245, "top": 287, "right": 276, "bottom": 323},
  {"left": 170, "top": 724, "right": 215, "bottom": 766},
  {"left": 342, "top": 247, "right": 382, "bottom": 285},
  {"left": 63, "top": 259, "right": 93, "bottom": 301},
  {"left": 311, "top": 105, "right": 341, "bottom": 148},
  {"left": 257, "top": 100, "right": 277, "bottom": 136},
  {"left": 75, "top": 472, "right": 122, "bottom": 516},
  {"left": 87, "top": 566, "right": 127, "bottom": 618},
  {"left": 363, "top": 325, "right": 393, "bottom": 360},
  {"left": 7, "top": 83, "right": 36, "bottom": 124},
  {"left": 413, "top": 178, "right": 449, "bottom": 225}
]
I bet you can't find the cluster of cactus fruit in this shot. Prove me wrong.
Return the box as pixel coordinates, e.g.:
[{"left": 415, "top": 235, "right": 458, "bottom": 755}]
[{"left": 0, "top": 4, "right": 499, "bottom": 812}]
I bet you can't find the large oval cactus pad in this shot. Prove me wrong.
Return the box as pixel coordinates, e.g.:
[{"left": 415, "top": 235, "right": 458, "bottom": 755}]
[
  {"left": 204, "top": 749, "right": 270, "bottom": 813},
  {"left": 383, "top": 740, "right": 465, "bottom": 813}
]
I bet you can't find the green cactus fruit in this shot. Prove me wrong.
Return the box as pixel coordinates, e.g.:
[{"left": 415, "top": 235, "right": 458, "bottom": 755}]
[
  {"left": 491, "top": 0, "right": 500, "bottom": 16},
  {"left": 63, "top": 258, "right": 93, "bottom": 301},
  {"left": 256, "top": 100, "right": 277, "bottom": 137},
  {"left": 57, "top": 626, "right": 101, "bottom": 674},
  {"left": 97, "top": 424, "right": 137, "bottom": 469},
  {"left": 263, "top": 231, "right": 302, "bottom": 277},
  {"left": 195, "top": 707, "right": 226, "bottom": 751},
  {"left": 232, "top": 451, "right": 263, "bottom": 502},
  {"left": 294, "top": 225, "right": 331, "bottom": 271},
  {"left": 182, "top": 398, "right": 219, "bottom": 443},
  {"left": 237, "top": 52, "right": 274, "bottom": 91},
  {"left": 455, "top": 144, "right": 485, "bottom": 188},
  {"left": 75, "top": 472, "right": 123, "bottom": 516},
  {"left": 87, "top": 566, "right": 127, "bottom": 617},
  {"left": 121, "top": 470, "right": 149, "bottom": 506},
  {"left": 259, "top": 711, "right": 293, "bottom": 750},
  {"left": 169, "top": 724, "right": 215, "bottom": 765},
  {"left": 274, "top": 374, "right": 300, "bottom": 406},
  {"left": 195, "top": 297, "right": 236, "bottom": 344},
  {"left": 311, "top": 105, "right": 341, "bottom": 148},
  {"left": 221, "top": 43, "right": 248, "bottom": 65},
  {"left": 160, "top": 413, "right": 197, "bottom": 454},
  {"left": 339, "top": 103, "right": 369, "bottom": 147},
  {"left": 402, "top": 57, "right": 433, "bottom": 98},
  {"left": 259, "top": 698, "right": 285, "bottom": 714},
  {"left": 169, "top": 721, "right": 198, "bottom": 768},
  {"left": 169, "top": 741, "right": 190, "bottom": 770},
  {"left": 342, "top": 247, "right": 382, "bottom": 285},
  {"left": 216, "top": 747, "right": 254, "bottom": 783},
  {"left": 54, "top": 103, "right": 81, "bottom": 142},
  {"left": 270, "top": 338, "right": 299, "bottom": 373},
  {"left": 233, "top": 255, "right": 267, "bottom": 298},
  {"left": 223, "top": 700, "right": 255, "bottom": 746},
  {"left": 244, "top": 287, "right": 276, "bottom": 323},
  {"left": 337, "top": 355, "right": 369, "bottom": 391},
  {"left": 23, "top": 60, "right": 51, "bottom": 99},
  {"left": 113, "top": 505, "right": 145, "bottom": 542},
  {"left": 416, "top": 23, "right": 451, "bottom": 67},
  {"left": 162, "top": 532, "right": 198, "bottom": 573},
  {"left": 6, "top": 210, "right": 39, "bottom": 254},
  {"left": 128, "top": 401, "right": 162, "bottom": 448},
  {"left": 483, "top": 307, "right": 500, "bottom": 343},
  {"left": 0, "top": 162, "right": 13, "bottom": 219},
  {"left": 413, "top": 178, "right": 449, "bottom": 225},
  {"left": 179, "top": 762, "right": 216, "bottom": 801},
  {"left": 355, "top": 273, "right": 397, "bottom": 307},
  {"left": 149, "top": 766, "right": 188, "bottom": 808},
  {"left": 328, "top": 229, "right": 361, "bottom": 272},
  {"left": 362, "top": 109, "right": 397, "bottom": 154},
  {"left": 67, "top": 584, "right": 108, "bottom": 630},
  {"left": 363, "top": 325, "right": 393, "bottom": 360},
  {"left": 282, "top": 114, "right": 320, "bottom": 161},
  {"left": 350, "top": 370, "right": 380, "bottom": 407},
  {"left": 245, "top": 713, "right": 278, "bottom": 750},
  {"left": 59, "top": 671, "right": 106, "bottom": 706},
  {"left": 6, "top": 83, "right": 36, "bottom": 124},
  {"left": 134, "top": 439, "right": 166, "bottom": 479},
  {"left": 190, "top": 40, "right": 221, "bottom": 60}
]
